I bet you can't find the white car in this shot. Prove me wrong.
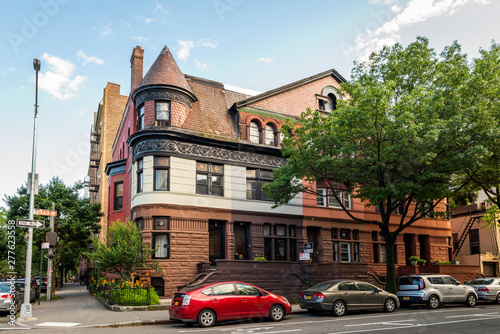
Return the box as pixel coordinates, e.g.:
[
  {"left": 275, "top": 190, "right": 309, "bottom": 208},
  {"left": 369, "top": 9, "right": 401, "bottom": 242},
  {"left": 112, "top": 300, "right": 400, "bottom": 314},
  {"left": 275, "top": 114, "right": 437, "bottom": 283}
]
[
  {"left": 396, "top": 274, "right": 477, "bottom": 309},
  {"left": 466, "top": 277, "right": 500, "bottom": 303}
]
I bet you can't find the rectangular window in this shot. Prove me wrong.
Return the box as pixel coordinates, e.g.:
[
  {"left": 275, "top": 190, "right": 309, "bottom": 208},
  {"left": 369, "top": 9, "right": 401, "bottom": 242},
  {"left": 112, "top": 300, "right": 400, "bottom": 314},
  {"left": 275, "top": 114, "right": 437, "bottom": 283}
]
[
  {"left": 470, "top": 229, "right": 480, "bottom": 255},
  {"left": 289, "top": 239, "right": 297, "bottom": 261},
  {"left": 333, "top": 242, "right": 339, "bottom": 262},
  {"left": 155, "top": 101, "right": 171, "bottom": 127},
  {"left": 340, "top": 229, "right": 351, "bottom": 240},
  {"left": 246, "top": 168, "right": 273, "bottom": 201},
  {"left": 196, "top": 162, "right": 224, "bottom": 196},
  {"left": 153, "top": 234, "right": 170, "bottom": 259},
  {"left": 113, "top": 182, "right": 123, "bottom": 211},
  {"left": 275, "top": 239, "right": 286, "bottom": 261},
  {"left": 264, "top": 238, "right": 272, "bottom": 260},
  {"left": 135, "top": 218, "right": 144, "bottom": 231},
  {"left": 154, "top": 156, "right": 169, "bottom": 191},
  {"left": 137, "top": 158, "right": 143, "bottom": 193},
  {"left": 341, "top": 242, "right": 351, "bottom": 262},
  {"left": 316, "top": 179, "right": 351, "bottom": 209},
  {"left": 274, "top": 224, "right": 286, "bottom": 236},
  {"left": 263, "top": 223, "right": 271, "bottom": 236},
  {"left": 137, "top": 105, "right": 144, "bottom": 130}
]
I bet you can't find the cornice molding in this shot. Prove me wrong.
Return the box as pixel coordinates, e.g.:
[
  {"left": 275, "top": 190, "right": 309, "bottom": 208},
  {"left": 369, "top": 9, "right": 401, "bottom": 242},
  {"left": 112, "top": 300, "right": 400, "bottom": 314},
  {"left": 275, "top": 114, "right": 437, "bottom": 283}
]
[
  {"left": 133, "top": 86, "right": 196, "bottom": 108},
  {"left": 133, "top": 138, "right": 286, "bottom": 168}
]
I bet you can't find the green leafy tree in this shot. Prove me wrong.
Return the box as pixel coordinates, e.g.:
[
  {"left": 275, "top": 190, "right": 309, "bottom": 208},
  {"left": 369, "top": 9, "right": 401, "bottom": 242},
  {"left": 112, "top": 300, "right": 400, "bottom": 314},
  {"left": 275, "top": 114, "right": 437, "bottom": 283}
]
[
  {"left": 265, "top": 37, "right": 498, "bottom": 293},
  {"left": 4, "top": 177, "right": 102, "bottom": 295},
  {"left": 86, "top": 220, "right": 159, "bottom": 281}
]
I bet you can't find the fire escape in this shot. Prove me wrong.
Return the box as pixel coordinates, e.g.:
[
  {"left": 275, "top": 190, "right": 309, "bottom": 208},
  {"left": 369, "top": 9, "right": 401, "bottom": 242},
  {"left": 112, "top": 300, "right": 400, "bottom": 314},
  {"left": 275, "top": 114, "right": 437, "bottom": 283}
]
[
  {"left": 453, "top": 203, "right": 487, "bottom": 257},
  {"left": 88, "top": 128, "right": 101, "bottom": 194}
]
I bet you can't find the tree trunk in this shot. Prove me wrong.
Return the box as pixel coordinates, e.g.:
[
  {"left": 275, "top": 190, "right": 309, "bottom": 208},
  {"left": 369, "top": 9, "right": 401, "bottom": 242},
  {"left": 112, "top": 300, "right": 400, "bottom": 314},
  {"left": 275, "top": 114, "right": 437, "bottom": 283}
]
[{"left": 385, "top": 238, "right": 397, "bottom": 293}]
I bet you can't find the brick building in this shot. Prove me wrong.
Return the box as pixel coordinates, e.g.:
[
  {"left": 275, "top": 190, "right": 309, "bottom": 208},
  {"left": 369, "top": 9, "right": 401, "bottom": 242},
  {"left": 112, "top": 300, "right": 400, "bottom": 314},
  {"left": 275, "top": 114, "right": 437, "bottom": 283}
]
[
  {"left": 102, "top": 45, "right": 457, "bottom": 297},
  {"left": 87, "top": 82, "right": 128, "bottom": 241}
]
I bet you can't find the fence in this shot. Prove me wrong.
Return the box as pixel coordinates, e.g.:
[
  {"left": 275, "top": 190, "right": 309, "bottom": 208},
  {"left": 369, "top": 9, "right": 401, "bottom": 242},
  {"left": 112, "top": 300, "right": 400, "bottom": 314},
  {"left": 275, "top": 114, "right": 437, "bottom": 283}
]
[{"left": 98, "top": 286, "right": 151, "bottom": 306}]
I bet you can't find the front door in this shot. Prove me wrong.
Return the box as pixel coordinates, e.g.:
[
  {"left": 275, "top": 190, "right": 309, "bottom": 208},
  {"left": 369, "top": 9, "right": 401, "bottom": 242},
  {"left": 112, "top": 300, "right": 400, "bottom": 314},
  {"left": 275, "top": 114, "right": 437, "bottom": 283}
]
[
  {"left": 234, "top": 222, "right": 249, "bottom": 260},
  {"left": 337, "top": 281, "right": 363, "bottom": 310},
  {"left": 307, "top": 227, "right": 322, "bottom": 263},
  {"left": 210, "top": 283, "right": 241, "bottom": 320},
  {"left": 209, "top": 220, "right": 225, "bottom": 264}
]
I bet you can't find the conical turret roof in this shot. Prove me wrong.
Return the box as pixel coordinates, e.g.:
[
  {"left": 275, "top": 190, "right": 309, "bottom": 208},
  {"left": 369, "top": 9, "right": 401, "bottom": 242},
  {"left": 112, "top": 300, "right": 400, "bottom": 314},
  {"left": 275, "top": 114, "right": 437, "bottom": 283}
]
[{"left": 137, "top": 46, "right": 195, "bottom": 95}]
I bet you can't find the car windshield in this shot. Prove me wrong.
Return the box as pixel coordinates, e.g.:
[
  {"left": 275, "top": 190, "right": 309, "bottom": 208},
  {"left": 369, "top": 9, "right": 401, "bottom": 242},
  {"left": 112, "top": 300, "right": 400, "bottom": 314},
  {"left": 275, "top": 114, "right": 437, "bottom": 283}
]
[
  {"left": 467, "top": 279, "right": 493, "bottom": 285},
  {"left": 309, "top": 281, "right": 336, "bottom": 291}
]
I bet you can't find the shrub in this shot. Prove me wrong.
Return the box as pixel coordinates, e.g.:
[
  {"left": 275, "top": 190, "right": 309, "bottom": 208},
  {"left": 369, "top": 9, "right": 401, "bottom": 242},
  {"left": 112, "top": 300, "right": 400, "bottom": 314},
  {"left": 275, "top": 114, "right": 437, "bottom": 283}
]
[{"left": 409, "top": 255, "right": 419, "bottom": 262}]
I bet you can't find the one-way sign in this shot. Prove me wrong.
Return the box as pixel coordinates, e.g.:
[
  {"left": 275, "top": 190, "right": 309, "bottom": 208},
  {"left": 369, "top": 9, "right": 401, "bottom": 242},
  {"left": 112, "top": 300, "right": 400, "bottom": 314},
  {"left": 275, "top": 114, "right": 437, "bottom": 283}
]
[{"left": 16, "top": 219, "right": 45, "bottom": 229}]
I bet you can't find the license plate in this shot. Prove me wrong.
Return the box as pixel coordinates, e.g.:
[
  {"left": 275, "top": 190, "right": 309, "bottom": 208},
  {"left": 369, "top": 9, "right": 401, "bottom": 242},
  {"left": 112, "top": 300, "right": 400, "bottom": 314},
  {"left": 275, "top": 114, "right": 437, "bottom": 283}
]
[
  {"left": 175, "top": 301, "right": 179, "bottom": 305},
  {"left": 305, "top": 296, "right": 311, "bottom": 300},
  {"left": 403, "top": 297, "right": 410, "bottom": 300}
]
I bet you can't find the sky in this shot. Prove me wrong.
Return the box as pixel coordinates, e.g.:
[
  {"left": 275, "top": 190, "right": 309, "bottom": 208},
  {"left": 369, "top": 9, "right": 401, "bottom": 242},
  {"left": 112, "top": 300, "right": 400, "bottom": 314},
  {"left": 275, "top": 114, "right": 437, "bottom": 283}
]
[{"left": 1, "top": 0, "right": 499, "bottom": 207}]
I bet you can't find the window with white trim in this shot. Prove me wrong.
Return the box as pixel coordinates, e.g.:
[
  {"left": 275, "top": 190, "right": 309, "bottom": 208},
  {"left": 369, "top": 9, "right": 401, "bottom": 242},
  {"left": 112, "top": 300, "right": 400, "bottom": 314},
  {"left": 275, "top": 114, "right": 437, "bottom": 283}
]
[{"left": 316, "top": 179, "right": 351, "bottom": 209}]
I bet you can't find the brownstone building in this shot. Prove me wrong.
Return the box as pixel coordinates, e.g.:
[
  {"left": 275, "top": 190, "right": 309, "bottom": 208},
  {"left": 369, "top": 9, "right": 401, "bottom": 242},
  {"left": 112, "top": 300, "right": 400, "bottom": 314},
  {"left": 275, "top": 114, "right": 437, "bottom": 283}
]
[{"left": 100, "top": 45, "right": 459, "bottom": 298}]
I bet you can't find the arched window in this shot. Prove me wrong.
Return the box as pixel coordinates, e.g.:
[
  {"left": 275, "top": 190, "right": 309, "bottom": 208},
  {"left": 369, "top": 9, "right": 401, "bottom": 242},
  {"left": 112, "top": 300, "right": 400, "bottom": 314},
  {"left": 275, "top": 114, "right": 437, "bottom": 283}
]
[
  {"left": 318, "top": 86, "right": 341, "bottom": 112},
  {"left": 265, "top": 124, "right": 276, "bottom": 146},
  {"left": 249, "top": 121, "right": 260, "bottom": 143}
]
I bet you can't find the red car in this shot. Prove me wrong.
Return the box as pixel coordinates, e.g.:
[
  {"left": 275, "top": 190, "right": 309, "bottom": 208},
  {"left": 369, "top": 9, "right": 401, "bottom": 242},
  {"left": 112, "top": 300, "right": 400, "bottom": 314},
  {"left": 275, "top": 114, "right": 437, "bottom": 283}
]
[{"left": 169, "top": 281, "right": 292, "bottom": 327}]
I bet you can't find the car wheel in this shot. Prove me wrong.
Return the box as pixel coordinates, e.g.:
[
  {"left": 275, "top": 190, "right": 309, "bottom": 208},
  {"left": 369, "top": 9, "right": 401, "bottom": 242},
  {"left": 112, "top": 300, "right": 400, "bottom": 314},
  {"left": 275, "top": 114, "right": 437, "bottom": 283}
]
[
  {"left": 333, "top": 300, "right": 346, "bottom": 317},
  {"left": 197, "top": 309, "right": 216, "bottom": 328},
  {"left": 496, "top": 293, "right": 500, "bottom": 304},
  {"left": 466, "top": 293, "right": 477, "bottom": 307},
  {"left": 269, "top": 304, "right": 285, "bottom": 322},
  {"left": 384, "top": 297, "right": 396, "bottom": 312},
  {"left": 427, "top": 295, "right": 440, "bottom": 309}
]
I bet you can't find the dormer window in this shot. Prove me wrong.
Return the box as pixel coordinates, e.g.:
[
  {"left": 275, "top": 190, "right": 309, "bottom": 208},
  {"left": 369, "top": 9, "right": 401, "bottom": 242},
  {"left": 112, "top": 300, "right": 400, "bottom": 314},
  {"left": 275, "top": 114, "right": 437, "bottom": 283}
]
[
  {"left": 137, "top": 104, "right": 145, "bottom": 130},
  {"left": 317, "top": 86, "right": 341, "bottom": 112},
  {"left": 155, "top": 101, "right": 171, "bottom": 127}
]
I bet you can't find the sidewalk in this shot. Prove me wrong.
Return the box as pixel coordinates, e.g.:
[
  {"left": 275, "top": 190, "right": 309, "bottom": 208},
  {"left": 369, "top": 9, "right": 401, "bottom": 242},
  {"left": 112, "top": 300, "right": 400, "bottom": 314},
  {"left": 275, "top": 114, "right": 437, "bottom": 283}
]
[
  {"left": 0, "top": 283, "right": 305, "bottom": 330},
  {"left": 1, "top": 283, "right": 173, "bottom": 330}
]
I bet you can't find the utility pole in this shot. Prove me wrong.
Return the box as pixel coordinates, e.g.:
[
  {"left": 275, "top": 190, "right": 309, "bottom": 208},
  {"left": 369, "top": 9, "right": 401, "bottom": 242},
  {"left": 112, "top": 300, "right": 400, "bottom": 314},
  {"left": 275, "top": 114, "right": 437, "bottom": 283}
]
[
  {"left": 47, "top": 203, "right": 56, "bottom": 301},
  {"left": 20, "top": 58, "right": 41, "bottom": 319}
]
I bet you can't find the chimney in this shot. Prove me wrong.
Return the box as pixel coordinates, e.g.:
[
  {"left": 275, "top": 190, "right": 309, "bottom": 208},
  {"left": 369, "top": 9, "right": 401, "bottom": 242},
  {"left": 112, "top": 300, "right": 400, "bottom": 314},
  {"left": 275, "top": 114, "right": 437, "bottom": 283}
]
[{"left": 130, "top": 46, "right": 144, "bottom": 93}]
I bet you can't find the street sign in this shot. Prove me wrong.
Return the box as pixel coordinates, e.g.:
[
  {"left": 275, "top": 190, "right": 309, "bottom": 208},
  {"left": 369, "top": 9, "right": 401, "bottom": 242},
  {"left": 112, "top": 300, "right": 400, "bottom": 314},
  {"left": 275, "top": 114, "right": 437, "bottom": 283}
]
[
  {"left": 299, "top": 253, "right": 310, "bottom": 261},
  {"left": 34, "top": 208, "right": 57, "bottom": 216},
  {"left": 41, "top": 242, "right": 50, "bottom": 249},
  {"left": 16, "top": 219, "right": 45, "bottom": 229},
  {"left": 304, "top": 242, "right": 314, "bottom": 253}
]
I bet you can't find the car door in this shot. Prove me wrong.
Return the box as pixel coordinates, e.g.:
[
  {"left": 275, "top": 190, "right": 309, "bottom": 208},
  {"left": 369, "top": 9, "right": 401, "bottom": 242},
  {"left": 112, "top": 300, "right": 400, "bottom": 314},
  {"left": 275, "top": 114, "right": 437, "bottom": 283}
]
[
  {"left": 337, "top": 281, "right": 363, "bottom": 310},
  {"left": 210, "top": 283, "right": 241, "bottom": 320},
  {"left": 236, "top": 283, "right": 269, "bottom": 318},
  {"left": 356, "top": 282, "right": 384, "bottom": 309},
  {"left": 428, "top": 277, "right": 449, "bottom": 302},
  {"left": 443, "top": 276, "right": 463, "bottom": 302}
]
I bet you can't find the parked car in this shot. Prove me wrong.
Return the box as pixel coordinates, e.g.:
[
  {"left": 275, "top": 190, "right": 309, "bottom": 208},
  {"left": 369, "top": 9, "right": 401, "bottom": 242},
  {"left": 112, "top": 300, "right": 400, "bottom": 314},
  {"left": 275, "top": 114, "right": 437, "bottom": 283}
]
[
  {"left": 15, "top": 279, "right": 37, "bottom": 302},
  {"left": 466, "top": 277, "right": 500, "bottom": 303},
  {"left": 33, "top": 276, "right": 47, "bottom": 293},
  {"left": 397, "top": 274, "right": 477, "bottom": 309},
  {"left": 0, "top": 282, "right": 23, "bottom": 314},
  {"left": 169, "top": 281, "right": 292, "bottom": 327},
  {"left": 299, "top": 280, "right": 399, "bottom": 317}
]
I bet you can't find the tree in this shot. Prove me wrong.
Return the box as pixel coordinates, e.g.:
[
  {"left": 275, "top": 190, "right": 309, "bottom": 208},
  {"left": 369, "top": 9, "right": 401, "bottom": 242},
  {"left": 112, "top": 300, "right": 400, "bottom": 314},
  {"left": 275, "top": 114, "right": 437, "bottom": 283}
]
[
  {"left": 265, "top": 37, "right": 498, "bottom": 293},
  {"left": 85, "top": 220, "right": 159, "bottom": 281},
  {"left": 4, "top": 177, "right": 102, "bottom": 295}
]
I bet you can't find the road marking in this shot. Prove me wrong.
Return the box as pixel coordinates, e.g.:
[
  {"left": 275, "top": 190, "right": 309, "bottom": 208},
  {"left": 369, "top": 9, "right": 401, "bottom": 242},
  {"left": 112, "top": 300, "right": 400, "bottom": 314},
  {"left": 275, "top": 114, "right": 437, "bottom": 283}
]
[
  {"left": 446, "top": 312, "right": 499, "bottom": 319},
  {"left": 329, "top": 314, "right": 500, "bottom": 334},
  {"left": 35, "top": 322, "right": 81, "bottom": 327},
  {"left": 345, "top": 319, "right": 416, "bottom": 327}
]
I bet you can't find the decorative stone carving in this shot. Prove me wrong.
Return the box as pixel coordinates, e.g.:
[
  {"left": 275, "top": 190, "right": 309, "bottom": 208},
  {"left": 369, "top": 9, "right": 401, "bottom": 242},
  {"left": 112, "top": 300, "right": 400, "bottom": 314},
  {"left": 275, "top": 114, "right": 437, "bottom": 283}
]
[
  {"left": 133, "top": 139, "right": 286, "bottom": 168},
  {"left": 135, "top": 88, "right": 194, "bottom": 108}
]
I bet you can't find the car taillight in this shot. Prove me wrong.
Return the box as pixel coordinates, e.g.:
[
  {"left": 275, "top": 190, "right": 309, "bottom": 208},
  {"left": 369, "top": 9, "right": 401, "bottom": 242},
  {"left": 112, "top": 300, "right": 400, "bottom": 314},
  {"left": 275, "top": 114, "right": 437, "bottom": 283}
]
[
  {"left": 313, "top": 292, "right": 325, "bottom": 300},
  {"left": 478, "top": 287, "right": 489, "bottom": 292},
  {"left": 182, "top": 294, "right": 191, "bottom": 306},
  {"left": 418, "top": 279, "right": 426, "bottom": 290},
  {"left": 300, "top": 293, "right": 304, "bottom": 298},
  {"left": 1, "top": 294, "right": 14, "bottom": 299}
]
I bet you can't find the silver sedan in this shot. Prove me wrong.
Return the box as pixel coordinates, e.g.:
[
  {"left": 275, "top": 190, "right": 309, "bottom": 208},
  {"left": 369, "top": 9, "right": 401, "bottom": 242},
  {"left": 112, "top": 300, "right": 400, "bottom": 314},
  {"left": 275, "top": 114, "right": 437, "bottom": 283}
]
[
  {"left": 299, "top": 280, "right": 399, "bottom": 316},
  {"left": 466, "top": 278, "right": 500, "bottom": 303}
]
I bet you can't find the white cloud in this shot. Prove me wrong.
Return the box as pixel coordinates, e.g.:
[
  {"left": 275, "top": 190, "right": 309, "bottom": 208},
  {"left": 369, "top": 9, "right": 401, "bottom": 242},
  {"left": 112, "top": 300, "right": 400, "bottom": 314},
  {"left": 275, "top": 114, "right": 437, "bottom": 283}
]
[
  {"left": 195, "top": 60, "right": 214, "bottom": 70},
  {"left": 176, "top": 39, "right": 219, "bottom": 62},
  {"left": 136, "top": 15, "right": 157, "bottom": 24},
  {"left": 258, "top": 57, "right": 274, "bottom": 64},
  {"left": 76, "top": 50, "right": 104, "bottom": 65},
  {"left": 369, "top": 0, "right": 399, "bottom": 4},
  {"left": 8, "top": 67, "right": 18, "bottom": 71},
  {"left": 132, "top": 35, "right": 150, "bottom": 44},
  {"left": 153, "top": 3, "right": 169, "bottom": 14},
  {"left": 177, "top": 40, "right": 195, "bottom": 62},
  {"left": 38, "top": 53, "right": 87, "bottom": 101},
  {"left": 346, "top": 0, "right": 492, "bottom": 61},
  {"left": 93, "top": 20, "right": 112, "bottom": 38}
]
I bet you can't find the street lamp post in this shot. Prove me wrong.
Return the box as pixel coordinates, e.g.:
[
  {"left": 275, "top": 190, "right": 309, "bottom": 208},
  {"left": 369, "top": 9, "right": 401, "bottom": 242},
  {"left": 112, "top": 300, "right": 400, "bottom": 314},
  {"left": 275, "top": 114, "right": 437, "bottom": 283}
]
[{"left": 20, "top": 58, "right": 41, "bottom": 319}]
